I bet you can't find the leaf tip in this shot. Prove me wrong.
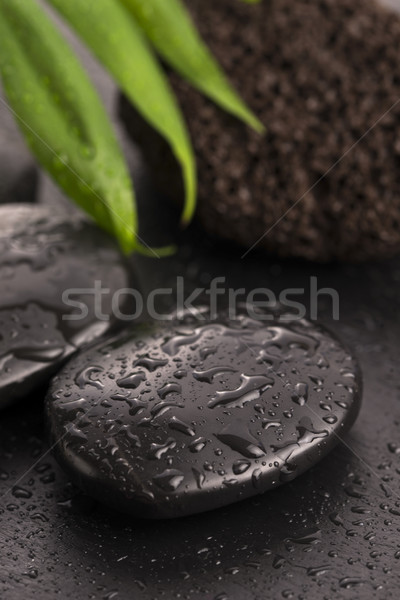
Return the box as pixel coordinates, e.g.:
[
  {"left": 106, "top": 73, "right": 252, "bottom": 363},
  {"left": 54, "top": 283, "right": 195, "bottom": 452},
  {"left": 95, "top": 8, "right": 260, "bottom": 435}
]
[
  {"left": 246, "top": 113, "right": 266, "bottom": 134},
  {"left": 135, "top": 241, "right": 177, "bottom": 258}
]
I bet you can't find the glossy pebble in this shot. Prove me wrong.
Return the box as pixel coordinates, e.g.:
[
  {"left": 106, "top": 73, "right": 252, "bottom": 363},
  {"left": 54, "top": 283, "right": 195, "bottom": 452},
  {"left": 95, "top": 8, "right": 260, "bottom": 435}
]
[
  {"left": 0, "top": 204, "right": 136, "bottom": 408},
  {"left": 46, "top": 306, "right": 362, "bottom": 518}
]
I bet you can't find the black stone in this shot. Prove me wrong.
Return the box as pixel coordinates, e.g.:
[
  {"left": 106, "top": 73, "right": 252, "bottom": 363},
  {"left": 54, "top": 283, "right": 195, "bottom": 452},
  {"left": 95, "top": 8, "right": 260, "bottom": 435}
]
[
  {"left": 0, "top": 204, "right": 136, "bottom": 408},
  {"left": 46, "top": 306, "right": 361, "bottom": 519}
]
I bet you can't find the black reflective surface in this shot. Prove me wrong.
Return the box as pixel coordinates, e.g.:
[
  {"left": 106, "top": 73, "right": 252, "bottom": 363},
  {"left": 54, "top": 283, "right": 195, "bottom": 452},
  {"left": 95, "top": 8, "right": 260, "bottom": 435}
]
[{"left": 1, "top": 196, "right": 400, "bottom": 597}]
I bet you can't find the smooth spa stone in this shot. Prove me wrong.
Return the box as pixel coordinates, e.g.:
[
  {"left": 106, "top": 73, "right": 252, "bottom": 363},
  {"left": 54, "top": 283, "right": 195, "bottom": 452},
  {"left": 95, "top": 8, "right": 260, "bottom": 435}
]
[
  {"left": 46, "top": 306, "right": 362, "bottom": 519},
  {"left": 0, "top": 204, "right": 136, "bottom": 408}
]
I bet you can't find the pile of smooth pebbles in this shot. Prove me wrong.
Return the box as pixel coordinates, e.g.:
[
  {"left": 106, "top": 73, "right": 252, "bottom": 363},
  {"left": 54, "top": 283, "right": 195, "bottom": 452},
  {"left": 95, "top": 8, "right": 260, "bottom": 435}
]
[{"left": 0, "top": 204, "right": 362, "bottom": 517}]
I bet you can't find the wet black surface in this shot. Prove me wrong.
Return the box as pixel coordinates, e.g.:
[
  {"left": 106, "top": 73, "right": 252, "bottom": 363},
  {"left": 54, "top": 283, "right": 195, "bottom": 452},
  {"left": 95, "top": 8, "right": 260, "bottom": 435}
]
[
  {"left": 1, "top": 197, "right": 400, "bottom": 597},
  {"left": 46, "top": 306, "right": 360, "bottom": 519}
]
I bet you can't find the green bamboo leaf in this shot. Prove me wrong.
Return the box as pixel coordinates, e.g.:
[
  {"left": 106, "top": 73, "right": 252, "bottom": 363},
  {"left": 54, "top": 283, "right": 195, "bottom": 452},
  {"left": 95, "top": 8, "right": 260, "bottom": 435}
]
[
  {"left": 120, "top": 0, "right": 264, "bottom": 134},
  {"left": 0, "top": 0, "right": 137, "bottom": 254},
  {"left": 47, "top": 0, "right": 196, "bottom": 225}
]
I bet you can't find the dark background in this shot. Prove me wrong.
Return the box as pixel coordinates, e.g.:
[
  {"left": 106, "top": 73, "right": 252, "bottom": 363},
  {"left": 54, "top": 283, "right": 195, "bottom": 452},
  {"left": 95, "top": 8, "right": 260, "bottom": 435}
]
[{"left": 1, "top": 2, "right": 400, "bottom": 598}]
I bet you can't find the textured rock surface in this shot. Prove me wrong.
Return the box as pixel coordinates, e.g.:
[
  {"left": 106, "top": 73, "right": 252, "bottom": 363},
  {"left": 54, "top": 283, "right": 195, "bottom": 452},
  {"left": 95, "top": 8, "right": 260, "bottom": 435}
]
[
  {"left": 46, "top": 306, "right": 361, "bottom": 518},
  {"left": 120, "top": 0, "right": 400, "bottom": 262},
  {"left": 0, "top": 204, "right": 136, "bottom": 408}
]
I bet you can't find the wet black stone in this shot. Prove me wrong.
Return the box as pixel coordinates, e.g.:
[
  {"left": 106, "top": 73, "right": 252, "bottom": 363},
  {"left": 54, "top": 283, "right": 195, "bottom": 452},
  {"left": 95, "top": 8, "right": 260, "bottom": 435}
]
[
  {"left": 0, "top": 204, "right": 136, "bottom": 408},
  {"left": 46, "top": 306, "right": 362, "bottom": 519}
]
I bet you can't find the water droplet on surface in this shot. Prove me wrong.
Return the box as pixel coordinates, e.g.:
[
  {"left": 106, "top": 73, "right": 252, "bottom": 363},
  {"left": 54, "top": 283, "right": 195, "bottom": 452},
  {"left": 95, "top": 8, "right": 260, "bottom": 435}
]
[
  {"left": 12, "top": 486, "right": 32, "bottom": 499},
  {"left": 291, "top": 382, "right": 308, "bottom": 405},
  {"left": 168, "top": 416, "right": 195, "bottom": 436},
  {"left": 208, "top": 374, "right": 273, "bottom": 409},
  {"left": 116, "top": 371, "right": 146, "bottom": 389},
  {"left": 76, "top": 365, "right": 104, "bottom": 390},
  {"left": 189, "top": 437, "right": 207, "bottom": 453},
  {"left": 232, "top": 459, "right": 251, "bottom": 475},
  {"left": 339, "top": 577, "right": 366, "bottom": 589},
  {"left": 216, "top": 420, "right": 266, "bottom": 458},
  {"left": 152, "top": 469, "right": 184, "bottom": 492}
]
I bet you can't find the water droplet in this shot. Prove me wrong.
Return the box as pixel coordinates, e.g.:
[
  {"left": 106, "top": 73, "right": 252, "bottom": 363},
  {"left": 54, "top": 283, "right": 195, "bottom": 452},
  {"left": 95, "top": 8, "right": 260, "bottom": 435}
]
[
  {"left": 152, "top": 469, "right": 184, "bottom": 492},
  {"left": 117, "top": 371, "right": 146, "bottom": 389},
  {"left": 291, "top": 382, "right": 308, "bottom": 405}
]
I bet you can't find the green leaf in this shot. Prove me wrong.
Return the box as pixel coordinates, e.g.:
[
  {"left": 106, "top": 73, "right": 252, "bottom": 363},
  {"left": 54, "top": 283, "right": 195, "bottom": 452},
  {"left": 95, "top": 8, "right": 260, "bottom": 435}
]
[
  {"left": 120, "top": 0, "right": 265, "bottom": 134},
  {"left": 0, "top": 0, "right": 137, "bottom": 254},
  {"left": 47, "top": 0, "right": 197, "bottom": 225}
]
